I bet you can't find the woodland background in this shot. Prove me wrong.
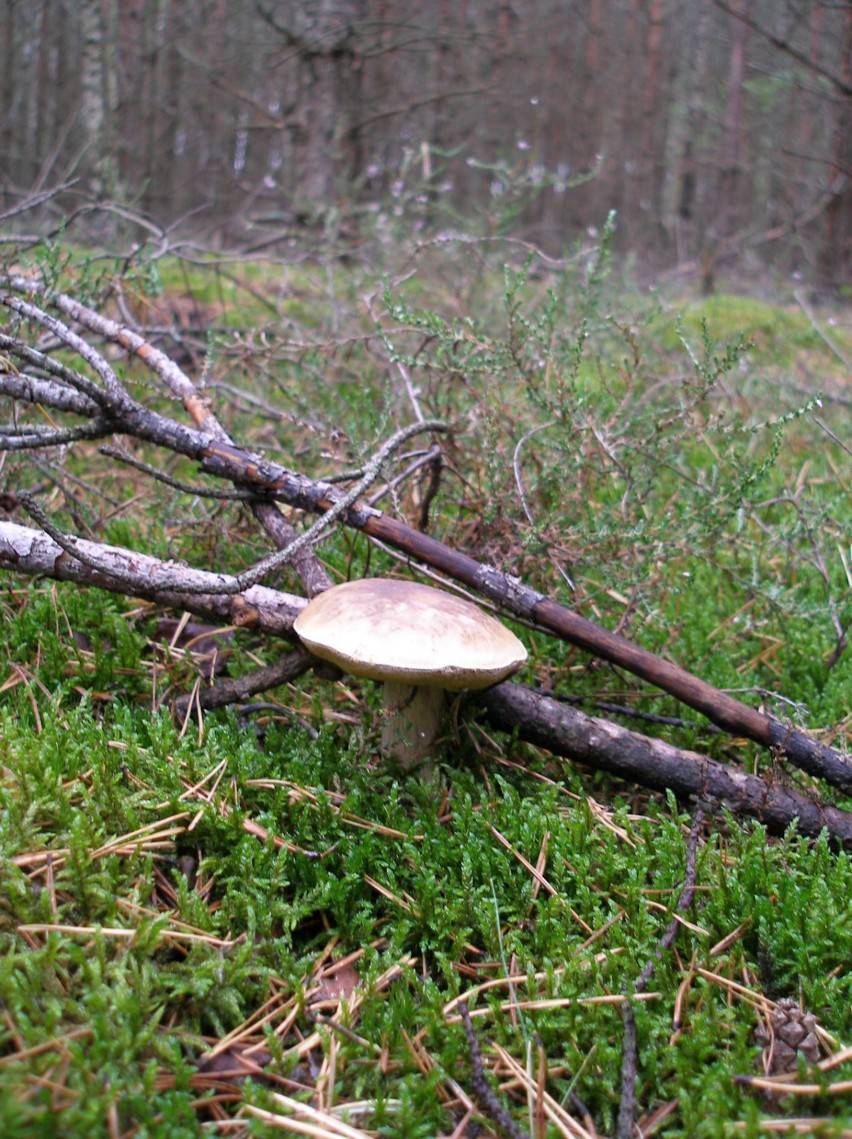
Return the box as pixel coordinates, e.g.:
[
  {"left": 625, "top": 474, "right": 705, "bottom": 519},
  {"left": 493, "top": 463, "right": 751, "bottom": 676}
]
[
  {"left": 1, "top": 0, "right": 850, "bottom": 290},
  {"left": 2, "top": 4, "right": 852, "bottom": 1136}
]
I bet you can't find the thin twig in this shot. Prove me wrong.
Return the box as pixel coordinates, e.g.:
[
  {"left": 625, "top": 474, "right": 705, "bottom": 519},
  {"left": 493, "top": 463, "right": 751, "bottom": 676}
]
[
  {"left": 458, "top": 1000, "right": 531, "bottom": 1139},
  {"left": 99, "top": 445, "right": 257, "bottom": 500},
  {"left": 813, "top": 416, "right": 852, "bottom": 460},
  {"left": 395, "top": 359, "right": 426, "bottom": 423},
  {"left": 512, "top": 420, "right": 575, "bottom": 590},
  {"left": 616, "top": 810, "right": 704, "bottom": 1139},
  {"left": 19, "top": 419, "right": 446, "bottom": 597},
  {"left": 222, "top": 419, "right": 445, "bottom": 592},
  {"left": 365, "top": 445, "right": 441, "bottom": 507},
  {"left": 0, "top": 180, "right": 78, "bottom": 225},
  {"left": 0, "top": 290, "right": 131, "bottom": 407},
  {"left": 0, "top": 416, "right": 119, "bottom": 450},
  {"left": 793, "top": 289, "right": 852, "bottom": 371},
  {"left": 0, "top": 332, "right": 115, "bottom": 408}
]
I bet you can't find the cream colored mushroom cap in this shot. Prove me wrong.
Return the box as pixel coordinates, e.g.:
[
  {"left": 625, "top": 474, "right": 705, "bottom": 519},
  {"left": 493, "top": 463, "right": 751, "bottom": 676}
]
[{"left": 293, "top": 578, "right": 527, "bottom": 690}]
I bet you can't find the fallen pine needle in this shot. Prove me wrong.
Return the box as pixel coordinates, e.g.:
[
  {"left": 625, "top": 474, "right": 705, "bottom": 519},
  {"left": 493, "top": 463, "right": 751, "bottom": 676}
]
[
  {"left": 731, "top": 1121, "right": 852, "bottom": 1136},
  {"left": 245, "top": 1091, "right": 379, "bottom": 1138},
  {"left": 0, "top": 1027, "right": 93, "bottom": 1068},
  {"left": 734, "top": 1074, "right": 852, "bottom": 1097},
  {"left": 493, "top": 1042, "right": 597, "bottom": 1139},
  {"left": 446, "top": 992, "right": 659, "bottom": 1023},
  {"left": 17, "top": 923, "right": 236, "bottom": 947}
]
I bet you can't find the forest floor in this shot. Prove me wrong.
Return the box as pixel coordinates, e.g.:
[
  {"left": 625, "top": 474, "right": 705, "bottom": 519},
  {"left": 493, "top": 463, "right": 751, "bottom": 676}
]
[{"left": 1, "top": 231, "right": 851, "bottom": 1138}]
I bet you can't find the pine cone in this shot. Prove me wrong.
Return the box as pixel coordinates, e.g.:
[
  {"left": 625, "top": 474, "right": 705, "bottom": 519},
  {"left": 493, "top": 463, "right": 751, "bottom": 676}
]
[{"left": 755, "top": 997, "right": 822, "bottom": 1074}]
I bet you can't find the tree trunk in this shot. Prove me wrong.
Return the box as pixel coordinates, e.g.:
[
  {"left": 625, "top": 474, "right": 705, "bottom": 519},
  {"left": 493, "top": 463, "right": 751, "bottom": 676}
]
[
  {"left": 718, "top": 0, "right": 749, "bottom": 238},
  {"left": 287, "top": 0, "right": 362, "bottom": 213},
  {"left": 79, "top": 0, "right": 109, "bottom": 195},
  {"left": 816, "top": 6, "right": 852, "bottom": 290}
]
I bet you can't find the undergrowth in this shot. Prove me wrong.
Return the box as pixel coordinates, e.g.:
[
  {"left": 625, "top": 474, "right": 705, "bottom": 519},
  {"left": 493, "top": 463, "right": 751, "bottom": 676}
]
[
  {"left": 2, "top": 682, "right": 852, "bottom": 1137},
  {"left": 0, "top": 220, "right": 850, "bottom": 1135}
]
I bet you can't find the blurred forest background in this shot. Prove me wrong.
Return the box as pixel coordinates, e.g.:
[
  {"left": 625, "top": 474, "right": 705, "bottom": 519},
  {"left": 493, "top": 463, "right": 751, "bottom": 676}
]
[{"left": 1, "top": 0, "right": 850, "bottom": 290}]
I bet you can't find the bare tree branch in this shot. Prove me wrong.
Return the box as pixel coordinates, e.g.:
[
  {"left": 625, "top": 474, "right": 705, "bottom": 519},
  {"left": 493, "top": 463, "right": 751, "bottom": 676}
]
[
  {"left": 0, "top": 520, "right": 305, "bottom": 636},
  {"left": 1, "top": 274, "right": 334, "bottom": 598},
  {"left": 18, "top": 419, "right": 445, "bottom": 596},
  {"left": 0, "top": 416, "right": 117, "bottom": 449},
  {"left": 0, "top": 332, "right": 112, "bottom": 408},
  {"left": 477, "top": 684, "right": 852, "bottom": 847},
  {"left": 708, "top": 0, "right": 852, "bottom": 96},
  {"left": 1, "top": 276, "right": 850, "bottom": 792},
  {"left": 0, "top": 369, "right": 101, "bottom": 417}
]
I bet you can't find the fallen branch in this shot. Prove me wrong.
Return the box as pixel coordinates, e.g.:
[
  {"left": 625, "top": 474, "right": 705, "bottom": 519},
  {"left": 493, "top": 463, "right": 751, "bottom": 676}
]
[
  {"left": 199, "top": 439, "right": 852, "bottom": 793},
  {"left": 477, "top": 684, "right": 852, "bottom": 848},
  {"left": 616, "top": 810, "right": 703, "bottom": 1139},
  {"left": 1, "top": 276, "right": 333, "bottom": 601},
  {"left": 0, "top": 520, "right": 305, "bottom": 636},
  {"left": 171, "top": 648, "right": 313, "bottom": 720},
  {"left": 1, "top": 275, "right": 850, "bottom": 795},
  {"left": 2, "top": 518, "right": 850, "bottom": 846}
]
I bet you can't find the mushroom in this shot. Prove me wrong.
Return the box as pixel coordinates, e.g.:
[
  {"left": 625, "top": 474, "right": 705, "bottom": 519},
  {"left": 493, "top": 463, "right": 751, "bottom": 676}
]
[{"left": 293, "top": 578, "right": 527, "bottom": 770}]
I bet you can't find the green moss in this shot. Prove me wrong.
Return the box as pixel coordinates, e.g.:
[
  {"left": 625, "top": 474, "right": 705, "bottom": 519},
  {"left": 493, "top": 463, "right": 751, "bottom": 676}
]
[
  {"left": 661, "top": 294, "right": 822, "bottom": 361},
  {"left": 1, "top": 236, "right": 850, "bottom": 1134},
  {"left": 1, "top": 689, "right": 850, "bottom": 1133}
]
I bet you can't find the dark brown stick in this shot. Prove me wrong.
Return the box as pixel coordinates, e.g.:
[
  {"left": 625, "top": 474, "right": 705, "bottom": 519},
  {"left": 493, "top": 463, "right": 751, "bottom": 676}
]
[
  {"left": 199, "top": 439, "right": 852, "bottom": 793},
  {"left": 172, "top": 647, "right": 313, "bottom": 719},
  {"left": 616, "top": 811, "right": 703, "bottom": 1138},
  {"left": 477, "top": 683, "right": 852, "bottom": 848},
  {"left": 2, "top": 279, "right": 850, "bottom": 789},
  {"left": 458, "top": 1001, "right": 531, "bottom": 1139}
]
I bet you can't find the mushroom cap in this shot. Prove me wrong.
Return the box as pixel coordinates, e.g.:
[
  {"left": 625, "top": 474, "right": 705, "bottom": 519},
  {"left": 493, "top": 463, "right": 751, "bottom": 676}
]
[{"left": 293, "top": 578, "right": 527, "bottom": 691}]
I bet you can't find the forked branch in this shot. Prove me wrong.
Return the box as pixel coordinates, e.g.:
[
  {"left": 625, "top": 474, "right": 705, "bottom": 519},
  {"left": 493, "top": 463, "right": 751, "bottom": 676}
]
[
  {"left": 2, "top": 517, "right": 851, "bottom": 846},
  {"left": 1, "top": 276, "right": 850, "bottom": 798}
]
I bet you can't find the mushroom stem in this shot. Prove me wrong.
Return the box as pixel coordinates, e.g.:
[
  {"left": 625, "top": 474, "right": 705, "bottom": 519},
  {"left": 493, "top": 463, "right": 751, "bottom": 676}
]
[{"left": 381, "top": 682, "right": 446, "bottom": 771}]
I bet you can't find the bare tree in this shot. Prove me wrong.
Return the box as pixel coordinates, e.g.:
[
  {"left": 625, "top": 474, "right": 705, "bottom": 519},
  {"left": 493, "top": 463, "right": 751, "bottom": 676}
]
[
  {"left": 816, "top": 4, "right": 852, "bottom": 287},
  {"left": 1, "top": 0, "right": 849, "bottom": 283},
  {"left": 255, "top": 0, "right": 364, "bottom": 214},
  {"left": 79, "top": 0, "right": 110, "bottom": 195}
]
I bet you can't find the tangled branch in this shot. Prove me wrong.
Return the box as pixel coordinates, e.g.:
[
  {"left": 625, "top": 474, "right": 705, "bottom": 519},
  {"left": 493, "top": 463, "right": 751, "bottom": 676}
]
[{"left": 1, "top": 273, "right": 850, "bottom": 825}]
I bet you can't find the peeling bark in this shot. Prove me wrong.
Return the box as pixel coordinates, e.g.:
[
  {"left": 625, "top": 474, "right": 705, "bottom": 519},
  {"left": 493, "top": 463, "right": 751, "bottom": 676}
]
[
  {"left": 478, "top": 683, "right": 852, "bottom": 848},
  {"left": 0, "top": 520, "right": 305, "bottom": 636}
]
